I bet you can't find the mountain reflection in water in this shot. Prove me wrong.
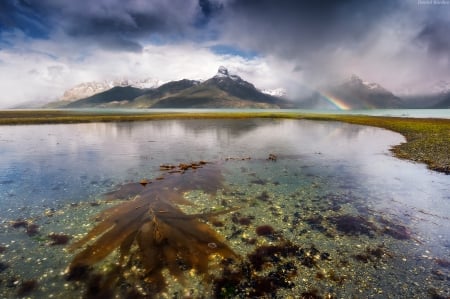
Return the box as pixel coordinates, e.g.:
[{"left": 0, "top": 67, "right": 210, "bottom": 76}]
[{"left": 0, "top": 119, "right": 448, "bottom": 298}]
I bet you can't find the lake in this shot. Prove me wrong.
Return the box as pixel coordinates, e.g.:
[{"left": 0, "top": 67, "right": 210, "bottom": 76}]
[
  {"left": 0, "top": 119, "right": 449, "bottom": 298},
  {"left": 36, "top": 108, "right": 450, "bottom": 119}
]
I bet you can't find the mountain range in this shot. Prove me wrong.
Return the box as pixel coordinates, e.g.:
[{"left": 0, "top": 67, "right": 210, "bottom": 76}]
[
  {"left": 61, "top": 78, "right": 163, "bottom": 101},
  {"left": 320, "top": 75, "right": 403, "bottom": 109},
  {"left": 47, "top": 67, "right": 292, "bottom": 109},
  {"left": 46, "top": 67, "right": 450, "bottom": 109}
]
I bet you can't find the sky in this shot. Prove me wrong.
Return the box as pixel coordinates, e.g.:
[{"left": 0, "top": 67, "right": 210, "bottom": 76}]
[{"left": 0, "top": 0, "right": 449, "bottom": 108}]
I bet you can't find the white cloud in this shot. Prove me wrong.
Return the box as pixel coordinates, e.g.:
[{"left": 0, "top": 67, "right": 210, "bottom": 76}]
[
  {"left": 214, "top": 1, "right": 450, "bottom": 96},
  {"left": 1, "top": 0, "right": 449, "bottom": 108},
  {"left": 0, "top": 34, "right": 293, "bottom": 108}
]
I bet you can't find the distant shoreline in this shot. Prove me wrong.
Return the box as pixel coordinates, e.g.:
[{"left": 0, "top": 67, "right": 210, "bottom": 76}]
[{"left": 0, "top": 110, "right": 449, "bottom": 174}]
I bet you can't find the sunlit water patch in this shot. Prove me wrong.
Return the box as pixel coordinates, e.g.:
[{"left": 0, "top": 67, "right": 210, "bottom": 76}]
[{"left": 0, "top": 119, "right": 448, "bottom": 298}]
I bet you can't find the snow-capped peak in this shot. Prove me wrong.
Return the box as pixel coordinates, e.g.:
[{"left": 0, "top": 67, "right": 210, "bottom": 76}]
[
  {"left": 61, "top": 81, "right": 111, "bottom": 102},
  {"left": 396, "top": 80, "right": 450, "bottom": 96},
  {"left": 345, "top": 74, "right": 363, "bottom": 84},
  {"left": 261, "top": 88, "right": 287, "bottom": 97},
  {"left": 343, "top": 74, "right": 384, "bottom": 91},
  {"left": 119, "top": 78, "right": 164, "bottom": 89},
  {"left": 363, "top": 81, "right": 382, "bottom": 90},
  {"left": 431, "top": 80, "right": 450, "bottom": 94},
  {"left": 214, "top": 66, "right": 242, "bottom": 81},
  {"left": 60, "top": 78, "right": 163, "bottom": 102},
  {"left": 216, "top": 66, "right": 229, "bottom": 77}
]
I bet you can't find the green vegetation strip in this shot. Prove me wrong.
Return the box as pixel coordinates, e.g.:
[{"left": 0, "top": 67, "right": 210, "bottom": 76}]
[{"left": 0, "top": 110, "right": 449, "bottom": 174}]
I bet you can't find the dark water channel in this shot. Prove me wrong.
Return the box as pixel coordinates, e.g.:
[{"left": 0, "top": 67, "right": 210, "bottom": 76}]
[{"left": 0, "top": 119, "right": 448, "bottom": 298}]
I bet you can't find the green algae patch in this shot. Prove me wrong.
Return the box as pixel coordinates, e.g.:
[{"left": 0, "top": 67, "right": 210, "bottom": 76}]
[{"left": 0, "top": 110, "right": 449, "bottom": 174}]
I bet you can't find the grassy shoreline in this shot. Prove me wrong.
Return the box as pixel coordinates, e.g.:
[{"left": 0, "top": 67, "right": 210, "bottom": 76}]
[{"left": 0, "top": 110, "right": 449, "bottom": 174}]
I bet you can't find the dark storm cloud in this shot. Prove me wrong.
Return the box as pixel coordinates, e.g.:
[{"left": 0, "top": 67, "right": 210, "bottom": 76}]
[
  {"left": 417, "top": 19, "right": 450, "bottom": 61},
  {"left": 196, "top": 0, "right": 223, "bottom": 27},
  {"left": 4, "top": 0, "right": 446, "bottom": 61},
  {"left": 212, "top": 0, "right": 450, "bottom": 91},
  {"left": 1, "top": 0, "right": 448, "bottom": 97},
  {"left": 208, "top": 0, "right": 405, "bottom": 86},
  {"left": 1, "top": 0, "right": 207, "bottom": 52},
  {"left": 218, "top": 0, "right": 401, "bottom": 58}
]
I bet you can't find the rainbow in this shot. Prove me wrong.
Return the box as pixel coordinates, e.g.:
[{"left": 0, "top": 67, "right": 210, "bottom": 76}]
[{"left": 320, "top": 92, "right": 352, "bottom": 110}]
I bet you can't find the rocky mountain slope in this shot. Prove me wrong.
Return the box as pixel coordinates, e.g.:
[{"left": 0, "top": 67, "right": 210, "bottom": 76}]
[
  {"left": 320, "top": 75, "right": 403, "bottom": 109},
  {"left": 58, "top": 67, "right": 292, "bottom": 109},
  {"left": 45, "top": 78, "right": 163, "bottom": 108},
  {"left": 65, "top": 86, "right": 150, "bottom": 108},
  {"left": 48, "top": 69, "right": 450, "bottom": 110}
]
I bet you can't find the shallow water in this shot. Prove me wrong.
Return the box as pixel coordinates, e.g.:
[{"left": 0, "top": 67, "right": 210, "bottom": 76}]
[{"left": 0, "top": 119, "right": 448, "bottom": 298}]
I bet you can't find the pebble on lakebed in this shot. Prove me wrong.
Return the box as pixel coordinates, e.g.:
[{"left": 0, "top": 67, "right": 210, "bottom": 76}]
[{"left": 0, "top": 154, "right": 448, "bottom": 298}]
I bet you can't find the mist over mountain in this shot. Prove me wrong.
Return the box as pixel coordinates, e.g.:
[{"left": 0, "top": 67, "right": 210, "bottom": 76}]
[
  {"left": 398, "top": 81, "right": 450, "bottom": 109},
  {"left": 64, "top": 86, "right": 150, "bottom": 108},
  {"left": 46, "top": 67, "right": 449, "bottom": 110},
  {"left": 61, "top": 78, "right": 163, "bottom": 102},
  {"left": 50, "top": 67, "right": 292, "bottom": 109},
  {"left": 322, "top": 75, "right": 403, "bottom": 109}
]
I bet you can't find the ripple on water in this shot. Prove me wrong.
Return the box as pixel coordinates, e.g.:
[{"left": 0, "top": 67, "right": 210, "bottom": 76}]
[{"left": 0, "top": 119, "right": 448, "bottom": 298}]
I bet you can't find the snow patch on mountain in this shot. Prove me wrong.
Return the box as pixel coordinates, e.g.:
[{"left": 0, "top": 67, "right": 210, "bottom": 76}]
[
  {"left": 261, "top": 88, "right": 287, "bottom": 97},
  {"left": 61, "top": 78, "right": 163, "bottom": 102},
  {"left": 61, "top": 82, "right": 108, "bottom": 102},
  {"left": 397, "top": 80, "right": 450, "bottom": 96},
  {"left": 214, "top": 66, "right": 242, "bottom": 82},
  {"left": 431, "top": 80, "right": 450, "bottom": 94},
  {"left": 362, "top": 81, "right": 382, "bottom": 90},
  {"left": 343, "top": 74, "right": 386, "bottom": 92}
]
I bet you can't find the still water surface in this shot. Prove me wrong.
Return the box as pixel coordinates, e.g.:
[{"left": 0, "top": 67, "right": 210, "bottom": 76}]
[{"left": 0, "top": 119, "right": 448, "bottom": 298}]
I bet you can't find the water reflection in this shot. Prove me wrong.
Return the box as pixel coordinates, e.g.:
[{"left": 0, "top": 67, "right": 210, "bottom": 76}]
[
  {"left": 0, "top": 122, "right": 345, "bottom": 207},
  {"left": 0, "top": 119, "right": 448, "bottom": 298}
]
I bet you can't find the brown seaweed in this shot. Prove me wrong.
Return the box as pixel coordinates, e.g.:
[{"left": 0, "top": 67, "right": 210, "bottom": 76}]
[
  {"left": 67, "top": 161, "right": 238, "bottom": 296},
  {"left": 212, "top": 241, "right": 327, "bottom": 297},
  {"left": 17, "top": 280, "right": 38, "bottom": 297},
  {"left": 10, "top": 219, "right": 40, "bottom": 237},
  {"left": 328, "top": 214, "right": 377, "bottom": 238},
  {"left": 48, "top": 233, "right": 71, "bottom": 245}
]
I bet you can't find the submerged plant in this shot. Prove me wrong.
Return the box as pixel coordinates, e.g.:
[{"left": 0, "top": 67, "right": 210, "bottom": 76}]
[{"left": 67, "top": 162, "right": 238, "bottom": 296}]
